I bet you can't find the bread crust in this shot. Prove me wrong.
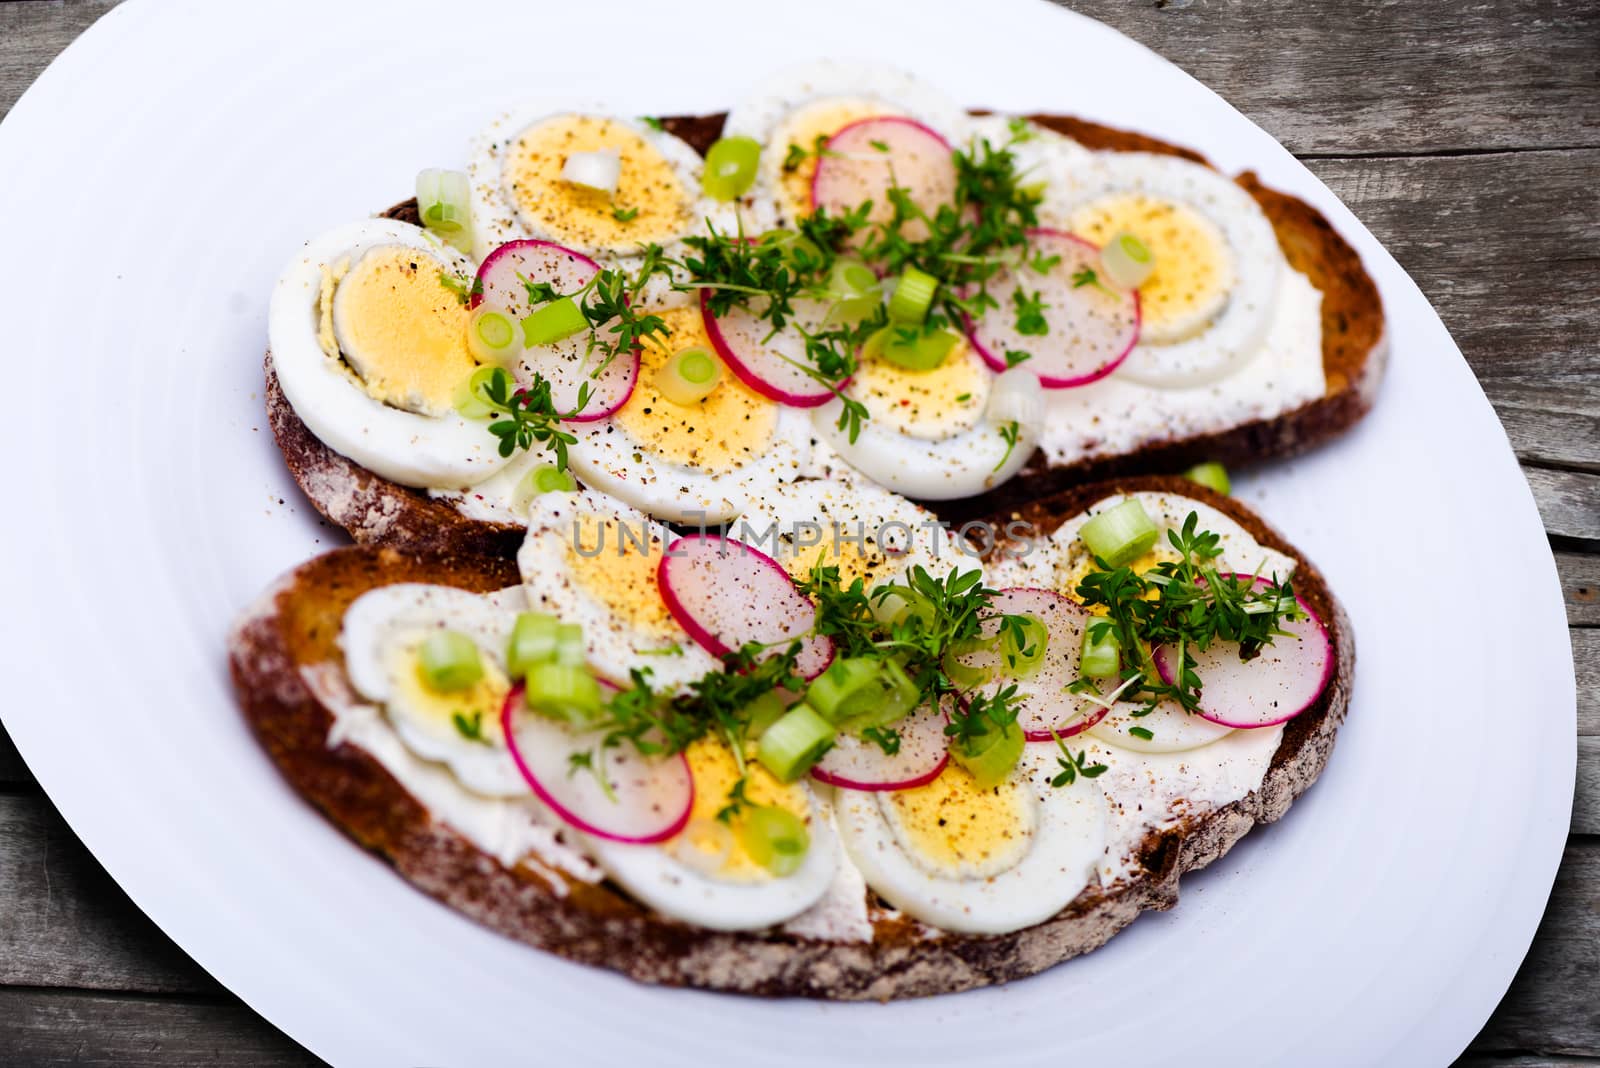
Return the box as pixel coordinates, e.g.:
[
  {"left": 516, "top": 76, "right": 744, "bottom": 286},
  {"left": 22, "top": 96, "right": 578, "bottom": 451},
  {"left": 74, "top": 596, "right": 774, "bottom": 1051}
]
[
  {"left": 228, "top": 475, "right": 1353, "bottom": 999},
  {"left": 267, "top": 111, "right": 1387, "bottom": 545}
]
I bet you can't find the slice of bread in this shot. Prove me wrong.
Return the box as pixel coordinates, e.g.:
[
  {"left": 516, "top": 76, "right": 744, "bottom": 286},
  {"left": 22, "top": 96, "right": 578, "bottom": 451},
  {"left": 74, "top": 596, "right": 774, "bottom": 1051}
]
[
  {"left": 267, "top": 112, "right": 1386, "bottom": 545},
  {"left": 228, "top": 475, "right": 1353, "bottom": 999}
]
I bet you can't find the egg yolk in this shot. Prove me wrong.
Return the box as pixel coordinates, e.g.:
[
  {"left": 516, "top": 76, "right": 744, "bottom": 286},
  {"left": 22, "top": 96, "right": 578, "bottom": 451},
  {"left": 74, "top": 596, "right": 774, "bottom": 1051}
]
[
  {"left": 772, "top": 98, "right": 900, "bottom": 221},
  {"left": 1059, "top": 544, "right": 1179, "bottom": 611},
  {"left": 611, "top": 306, "right": 778, "bottom": 474},
  {"left": 503, "top": 115, "right": 694, "bottom": 250},
  {"left": 884, "top": 762, "right": 1036, "bottom": 879},
  {"left": 852, "top": 337, "right": 990, "bottom": 441},
  {"left": 566, "top": 513, "right": 680, "bottom": 640},
  {"left": 771, "top": 530, "right": 905, "bottom": 591},
  {"left": 1068, "top": 194, "right": 1237, "bottom": 344},
  {"left": 327, "top": 246, "right": 476, "bottom": 416},
  {"left": 384, "top": 635, "right": 510, "bottom": 744},
  {"left": 674, "top": 738, "right": 810, "bottom": 882}
]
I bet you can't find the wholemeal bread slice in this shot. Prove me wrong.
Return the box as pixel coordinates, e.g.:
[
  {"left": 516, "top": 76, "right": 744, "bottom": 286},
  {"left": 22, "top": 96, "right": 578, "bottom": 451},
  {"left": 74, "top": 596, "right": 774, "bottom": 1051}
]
[
  {"left": 266, "top": 110, "right": 1386, "bottom": 549},
  {"left": 228, "top": 475, "right": 1352, "bottom": 999}
]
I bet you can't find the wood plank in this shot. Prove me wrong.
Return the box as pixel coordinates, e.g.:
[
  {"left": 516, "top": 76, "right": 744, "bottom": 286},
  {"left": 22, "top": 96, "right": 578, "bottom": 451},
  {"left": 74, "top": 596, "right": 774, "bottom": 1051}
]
[
  {"left": 2, "top": 0, "right": 1596, "bottom": 156},
  {"left": 1524, "top": 468, "right": 1600, "bottom": 546},
  {"left": 0, "top": 795, "right": 215, "bottom": 994},
  {"left": 0, "top": 990, "right": 320, "bottom": 1068},
  {"left": 0, "top": 722, "right": 31, "bottom": 787},
  {"left": 1556, "top": 553, "right": 1600, "bottom": 628},
  {"left": 1577, "top": 629, "right": 1599, "bottom": 738},
  {"left": 1577, "top": 738, "right": 1599, "bottom": 837},
  {"left": 1457, "top": 1058, "right": 1600, "bottom": 1067},
  {"left": 0, "top": 1, "right": 119, "bottom": 121},
  {"left": 1064, "top": 0, "right": 1600, "bottom": 155},
  {"left": 1466, "top": 839, "right": 1600, "bottom": 1058},
  {"left": 1305, "top": 149, "right": 1600, "bottom": 473}
]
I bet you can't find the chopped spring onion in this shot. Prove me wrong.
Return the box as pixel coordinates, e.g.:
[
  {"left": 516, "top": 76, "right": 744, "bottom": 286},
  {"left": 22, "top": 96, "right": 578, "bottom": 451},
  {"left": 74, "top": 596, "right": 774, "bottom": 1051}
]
[
  {"left": 416, "top": 630, "right": 484, "bottom": 692},
  {"left": 941, "top": 636, "right": 996, "bottom": 689},
  {"left": 837, "top": 659, "right": 919, "bottom": 733},
  {"left": 507, "top": 612, "right": 557, "bottom": 678},
  {"left": 1079, "top": 621, "right": 1121, "bottom": 679},
  {"left": 952, "top": 720, "right": 1024, "bottom": 790},
  {"left": 1100, "top": 232, "right": 1156, "bottom": 289},
  {"left": 1078, "top": 498, "right": 1159, "bottom": 567},
  {"left": 560, "top": 148, "right": 622, "bottom": 195},
  {"left": 755, "top": 702, "right": 835, "bottom": 782},
  {"left": 654, "top": 345, "right": 722, "bottom": 406},
  {"left": 1000, "top": 614, "right": 1049, "bottom": 678},
  {"left": 415, "top": 168, "right": 472, "bottom": 250},
  {"left": 823, "top": 257, "right": 883, "bottom": 323},
  {"left": 867, "top": 324, "right": 959, "bottom": 372},
  {"left": 887, "top": 266, "right": 939, "bottom": 324},
  {"left": 737, "top": 804, "right": 810, "bottom": 877},
  {"left": 523, "top": 661, "right": 603, "bottom": 722},
  {"left": 511, "top": 464, "right": 579, "bottom": 513},
  {"left": 522, "top": 296, "right": 588, "bottom": 347},
  {"left": 1184, "top": 461, "right": 1231, "bottom": 496},
  {"left": 453, "top": 365, "right": 505, "bottom": 419},
  {"left": 870, "top": 584, "right": 934, "bottom": 629},
  {"left": 758, "top": 229, "right": 824, "bottom": 267},
  {"left": 741, "top": 690, "right": 788, "bottom": 739},
  {"left": 806, "top": 657, "right": 887, "bottom": 724},
  {"left": 670, "top": 818, "right": 735, "bottom": 876},
  {"left": 702, "top": 135, "right": 761, "bottom": 201},
  {"left": 466, "top": 307, "right": 519, "bottom": 365}
]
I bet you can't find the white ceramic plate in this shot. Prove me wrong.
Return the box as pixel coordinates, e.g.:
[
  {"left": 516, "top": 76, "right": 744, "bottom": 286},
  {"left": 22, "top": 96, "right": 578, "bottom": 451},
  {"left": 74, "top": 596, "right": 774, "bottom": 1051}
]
[{"left": 0, "top": 1, "right": 1575, "bottom": 1064}]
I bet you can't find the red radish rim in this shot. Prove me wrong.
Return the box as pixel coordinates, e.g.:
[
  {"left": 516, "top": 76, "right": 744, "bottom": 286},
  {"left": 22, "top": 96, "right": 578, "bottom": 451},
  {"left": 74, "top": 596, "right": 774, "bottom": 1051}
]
[
  {"left": 499, "top": 685, "right": 693, "bottom": 845},
  {"left": 1023, "top": 700, "right": 1110, "bottom": 744},
  {"left": 472, "top": 239, "right": 636, "bottom": 423},
  {"left": 1152, "top": 574, "right": 1334, "bottom": 729},
  {"left": 808, "top": 114, "right": 955, "bottom": 211},
  {"left": 699, "top": 289, "right": 840, "bottom": 408},
  {"left": 656, "top": 532, "right": 835, "bottom": 678},
  {"left": 811, "top": 749, "right": 948, "bottom": 792},
  {"left": 963, "top": 228, "right": 1141, "bottom": 388},
  {"left": 469, "top": 239, "right": 603, "bottom": 310}
]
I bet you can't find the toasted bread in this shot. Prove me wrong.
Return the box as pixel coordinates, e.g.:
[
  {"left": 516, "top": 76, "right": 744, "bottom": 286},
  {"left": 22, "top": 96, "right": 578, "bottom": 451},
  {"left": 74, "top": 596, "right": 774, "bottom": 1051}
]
[
  {"left": 267, "top": 112, "right": 1385, "bottom": 546},
  {"left": 228, "top": 475, "right": 1353, "bottom": 998}
]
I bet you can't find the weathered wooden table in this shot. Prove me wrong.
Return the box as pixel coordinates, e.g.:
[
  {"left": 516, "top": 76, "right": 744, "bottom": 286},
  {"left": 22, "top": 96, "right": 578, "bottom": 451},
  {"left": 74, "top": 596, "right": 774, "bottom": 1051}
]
[{"left": 1, "top": 1, "right": 1594, "bottom": 1063}]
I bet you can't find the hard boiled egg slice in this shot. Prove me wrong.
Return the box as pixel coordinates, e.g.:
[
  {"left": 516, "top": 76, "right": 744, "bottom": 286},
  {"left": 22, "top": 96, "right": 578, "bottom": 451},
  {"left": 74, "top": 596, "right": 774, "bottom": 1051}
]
[
  {"left": 814, "top": 343, "right": 1046, "bottom": 500},
  {"left": 564, "top": 304, "right": 812, "bottom": 524},
  {"left": 735, "top": 477, "right": 952, "bottom": 588},
  {"left": 340, "top": 584, "right": 527, "bottom": 797},
  {"left": 518, "top": 489, "right": 720, "bottom": 691},
  {"left": 723, "top": 60, "right": 969, "bottom": 229},
  {"left": 835, "top": 745, "right": 1108, "bottom": 935},
  {"left": 1045, "top": 152, "right": 1283, "bottom": 386},
  {"left": 468, "top": 107, "right": 722, "bottom": 261},
  {"left": 583, "top": 739, "right": 841, "bottom": 930},
  {"left": 269, "top": 219, "right": 511, "bottom": 488}
]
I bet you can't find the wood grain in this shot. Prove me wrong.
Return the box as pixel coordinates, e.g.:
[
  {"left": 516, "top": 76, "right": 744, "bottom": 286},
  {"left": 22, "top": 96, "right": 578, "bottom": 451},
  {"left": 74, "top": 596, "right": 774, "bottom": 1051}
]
[
  {"left": 1465, "top": 840, "right": 1600, "bottom": 1059},
  {"left": 0, "top": 796, "right": 214, "bottom": 994},
  {"left": 1557, "top": 553, "right": 1599, "bottom": 627},
  {"left": 0, "top": 990, "right": 323, "bottom": 1068},
  {"left": 1526, "top": 469, "right": 1600, "bottom": 546}
]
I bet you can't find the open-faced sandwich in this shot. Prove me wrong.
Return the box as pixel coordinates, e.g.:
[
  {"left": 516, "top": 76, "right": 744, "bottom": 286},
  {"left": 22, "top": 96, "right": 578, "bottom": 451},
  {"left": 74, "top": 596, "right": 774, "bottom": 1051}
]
[
  {"left": 264, "top": 60, "right": 1384, "bottom": 552},
  {"left": 235, "top": 61, "right": 1372, "bottom": 998}
]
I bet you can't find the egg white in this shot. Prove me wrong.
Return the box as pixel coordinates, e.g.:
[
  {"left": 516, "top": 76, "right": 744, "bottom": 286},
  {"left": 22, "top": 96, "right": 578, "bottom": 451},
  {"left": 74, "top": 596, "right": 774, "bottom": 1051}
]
[
  {"left": 517, "top": 489, "right": 720, "bottom": 690},
  {"left": 269, "top": 219, "right": 512, "bottom": 489},
  {"left": 467, "top": 104, "right": 728, "bottom": 262},
  {"left": 813, "top": 365, "right": 1046, "bottom": 501},
  {"left": 582, "top": 784, "right": 843, "bottom": 931},
  {"left": 834, "top": 745, "right": 1109, "bottom": 935},
  {"left": 340, "top": 583, "right": 529, "bottom": 797},
  {"left": 1041, "top": 151, "right": 1283, "bottom": 387},
  {"left": 735, "top": 476, "right": 956, "bottom": 582}
]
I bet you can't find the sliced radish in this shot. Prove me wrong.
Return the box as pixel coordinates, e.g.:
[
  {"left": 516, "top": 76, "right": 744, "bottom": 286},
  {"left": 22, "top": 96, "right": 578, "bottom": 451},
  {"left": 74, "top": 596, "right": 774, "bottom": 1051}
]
[
  {"left": 811, "top": 704, "right": 949, "bottom": 791},
  {"left": 472, "top": 239, "right": 636, "bottom": 422},
  {"left": 957, "top": 588, "right": 1111, "bottom": 742},
  {"left": 658, "top": 533, "right": 834, "bottom": 679},
  {"left": 700, "top": 290, "right": 840, "bottom": 407},
  {"left": 500, "top": 685, "right": 692, "bottom": 844},
  {"left": 811, "top": 116, "right": 956, "bottom": 243},
  {"left": 1151, "top": 575, "right": 1333, "bottom": 729},
  {"left": 965, "top": 229, "right": 1140, "bottom": 388}
]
